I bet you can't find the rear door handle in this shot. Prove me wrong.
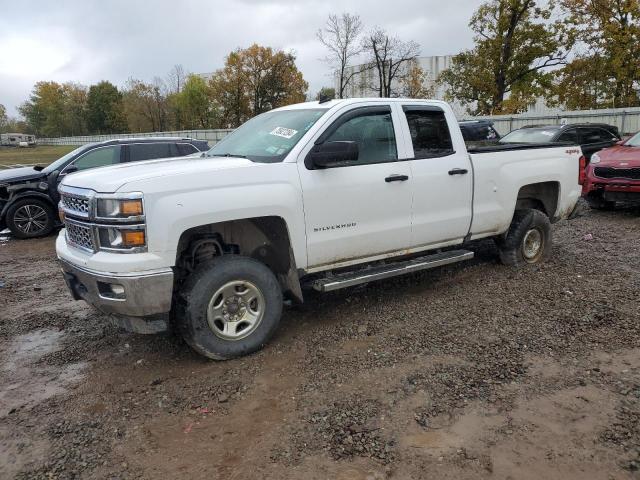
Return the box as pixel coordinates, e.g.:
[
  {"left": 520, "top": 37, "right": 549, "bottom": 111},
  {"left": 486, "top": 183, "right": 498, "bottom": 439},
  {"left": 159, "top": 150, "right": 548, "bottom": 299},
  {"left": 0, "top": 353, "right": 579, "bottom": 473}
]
[
  {"left": 448, "top": 168, "right": 468, "bottom": 175},
  {"left": 385, "top": 174, "right": 409, "bottom": 182}
]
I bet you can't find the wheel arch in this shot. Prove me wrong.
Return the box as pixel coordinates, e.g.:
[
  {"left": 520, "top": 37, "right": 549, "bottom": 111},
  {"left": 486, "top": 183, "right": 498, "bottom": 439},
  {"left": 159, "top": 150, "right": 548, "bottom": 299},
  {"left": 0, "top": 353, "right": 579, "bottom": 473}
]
[
  {"left": 515, "top": 181, "right": 560, "bottom": 222},
  {"left": 175, "top": 216, "right": 303, "bottom": 303},
  {"left": 1, "top": 190, "right": 56, "bottom": 219}
]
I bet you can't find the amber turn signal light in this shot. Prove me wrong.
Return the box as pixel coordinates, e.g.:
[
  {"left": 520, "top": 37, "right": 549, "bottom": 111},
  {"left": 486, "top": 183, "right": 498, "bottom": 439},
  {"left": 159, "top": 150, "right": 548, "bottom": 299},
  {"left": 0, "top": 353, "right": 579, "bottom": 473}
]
[
  {"left": 120, "top": 199, "right": 143, "bottom": 216},
  {"left": 121, "top": 230, "right": 145, "bottom": 247}
]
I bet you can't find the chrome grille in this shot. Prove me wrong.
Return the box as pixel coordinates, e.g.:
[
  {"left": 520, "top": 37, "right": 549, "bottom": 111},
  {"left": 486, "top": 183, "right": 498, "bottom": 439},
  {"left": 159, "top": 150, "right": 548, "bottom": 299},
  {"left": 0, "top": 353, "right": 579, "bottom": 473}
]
[
  {"left": 61, "top": 194, "right": 91, "bottom": 216},
  {"left": 65, "top": 221, "right": 95, "bottom": 252}
]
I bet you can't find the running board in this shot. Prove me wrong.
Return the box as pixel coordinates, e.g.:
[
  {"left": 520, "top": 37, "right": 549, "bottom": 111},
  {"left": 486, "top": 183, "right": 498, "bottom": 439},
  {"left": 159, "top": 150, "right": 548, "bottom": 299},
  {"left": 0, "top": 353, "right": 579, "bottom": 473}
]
[{"left": 311, "top": 249, "right": 474, "bottom": 292}]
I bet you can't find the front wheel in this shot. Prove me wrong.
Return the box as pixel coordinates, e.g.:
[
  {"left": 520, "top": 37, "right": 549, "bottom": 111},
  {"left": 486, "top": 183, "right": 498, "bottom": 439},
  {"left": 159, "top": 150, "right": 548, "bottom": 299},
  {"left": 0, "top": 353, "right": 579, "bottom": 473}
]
[
  {"left": 496, "top": 209, "right": 551, "bottom": 266},
  {"left": 6, "top": 198, "right": 55, "bottom": 239},
  {"left": 177, "top": 255, "right": 283, "bottom": 360}
]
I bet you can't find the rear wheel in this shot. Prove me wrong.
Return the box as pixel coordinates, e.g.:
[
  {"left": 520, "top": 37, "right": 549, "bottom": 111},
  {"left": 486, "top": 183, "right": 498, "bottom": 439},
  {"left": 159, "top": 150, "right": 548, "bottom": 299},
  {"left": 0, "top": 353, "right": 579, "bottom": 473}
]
[
  {"left": 496, "top": 209, "right": 551, "bottom": 266},
  {"left": 177, "top": 255, "right": 283, "bottom": 360},
  {"left": 6, "top": 198, "right": 55, "bottom": 239}
]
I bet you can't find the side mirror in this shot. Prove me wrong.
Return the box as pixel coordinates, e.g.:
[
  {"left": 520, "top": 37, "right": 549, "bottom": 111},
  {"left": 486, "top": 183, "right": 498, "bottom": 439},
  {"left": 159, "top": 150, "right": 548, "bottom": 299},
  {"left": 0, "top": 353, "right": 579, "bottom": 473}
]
[
  {"left": 305, "top": 141, "right": 359, "bottom": 169},
  {"left": 64, "top": 165, "right": 78, "bottom": 175},
  {"left": 616, "top": 140, "right": 626, "bottom": 146}
]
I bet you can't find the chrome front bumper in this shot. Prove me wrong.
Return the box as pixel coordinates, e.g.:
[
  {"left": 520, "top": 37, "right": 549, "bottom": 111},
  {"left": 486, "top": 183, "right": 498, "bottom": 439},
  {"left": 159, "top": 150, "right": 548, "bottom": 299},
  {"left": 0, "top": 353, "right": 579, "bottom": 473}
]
[{"left": 59, "top": 259, "right": 174, "bottom": 333}]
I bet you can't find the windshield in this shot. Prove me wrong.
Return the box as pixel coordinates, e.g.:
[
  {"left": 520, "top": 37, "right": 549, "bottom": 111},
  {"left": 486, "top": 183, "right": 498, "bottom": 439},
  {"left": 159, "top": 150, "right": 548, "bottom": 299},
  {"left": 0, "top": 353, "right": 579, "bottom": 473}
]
[
  {"left": 625, "top": 132, "right": 640, "bottom": 147},
  {"left": 206, "top": 109, "right": 326, "bottom": 163},
  {"left": 43, "top": 144, "right": 92, "bottom": 173},
  {"left": 500, "top": 128, "right": 559, "bottom": 144}
]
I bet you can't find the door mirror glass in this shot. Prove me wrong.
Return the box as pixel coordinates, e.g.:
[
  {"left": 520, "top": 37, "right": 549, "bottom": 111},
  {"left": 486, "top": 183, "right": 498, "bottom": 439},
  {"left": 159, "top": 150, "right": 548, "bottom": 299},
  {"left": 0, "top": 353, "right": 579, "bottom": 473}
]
[{"left": 307, "top": 141, "right": 359, "bottom": 169}]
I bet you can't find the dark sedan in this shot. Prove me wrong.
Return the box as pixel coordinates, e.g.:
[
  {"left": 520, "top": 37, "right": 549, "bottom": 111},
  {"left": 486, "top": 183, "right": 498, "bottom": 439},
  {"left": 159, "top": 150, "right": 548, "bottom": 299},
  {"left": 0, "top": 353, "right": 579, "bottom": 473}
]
[
  {"left": 500, "top": 123, "right": 620, "bottom": 160},
  {"left": 0, "top": 137, "right": 209, "bottom": 239}
]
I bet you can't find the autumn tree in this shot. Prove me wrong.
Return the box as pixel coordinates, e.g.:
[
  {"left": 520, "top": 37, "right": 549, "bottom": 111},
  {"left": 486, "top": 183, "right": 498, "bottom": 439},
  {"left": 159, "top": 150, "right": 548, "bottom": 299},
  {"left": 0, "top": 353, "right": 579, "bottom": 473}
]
[
  {"left": 317, "top": 13, "right": 364, "bottom": 98},
  {"left": 166, "top": 64, "right": 187, "bottom": 95},
  {"left": 212, "top": 44, "right": 308, "bottom": 128},
  {"left": 440, "top": 0, "right": 568, "bottom": 115},
  {"left": 123, "top": 77, "right": 169, "bottom": 132},
  {"left": 86, "top": 81, "right": 127, "bottom": 134},
  {"left": 556, "top": 0, "right": 640, "bottom": 109},
  {"left": 363, "top": 28, "right": 420, "bottom": 98},
  {"left": 401, "top": 62, "right": 434, "bottom": 98}
]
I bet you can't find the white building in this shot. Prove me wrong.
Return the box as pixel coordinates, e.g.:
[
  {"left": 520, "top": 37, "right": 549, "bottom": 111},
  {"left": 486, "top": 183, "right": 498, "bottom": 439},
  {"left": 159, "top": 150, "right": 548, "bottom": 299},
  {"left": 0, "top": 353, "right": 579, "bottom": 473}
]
[{"left": 337, "top": 54, "right": 558, "bottom": 118}]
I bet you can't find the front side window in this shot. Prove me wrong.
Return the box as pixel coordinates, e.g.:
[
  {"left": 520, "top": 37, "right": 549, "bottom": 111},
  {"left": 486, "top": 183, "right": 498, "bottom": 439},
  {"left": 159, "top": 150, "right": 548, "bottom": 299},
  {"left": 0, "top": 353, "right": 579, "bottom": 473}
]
[
  {"left": 207, "top": 109, "right": 326, "bottom": 163},
  {"left": 72, "top": 146, "right": 121, "bottom": 171},
  {"left": 403, "top": 108, "right": 454, "bottom": 159},
  {"left": 558, "top": 129, "right": 578, "bottom": 143},
  {"left": 324, "top": 110, "right": 398, "bottom": 165},
  {"left": 128, "top": 143, "right": 172, "bottom": 162}
]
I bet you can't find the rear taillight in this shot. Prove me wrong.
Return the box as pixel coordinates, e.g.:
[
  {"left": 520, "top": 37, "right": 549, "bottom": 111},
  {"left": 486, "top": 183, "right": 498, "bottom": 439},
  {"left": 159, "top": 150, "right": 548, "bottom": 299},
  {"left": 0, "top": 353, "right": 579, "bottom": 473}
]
[{"left": 578, "top": 155, "right": 587, "bottom": 185}]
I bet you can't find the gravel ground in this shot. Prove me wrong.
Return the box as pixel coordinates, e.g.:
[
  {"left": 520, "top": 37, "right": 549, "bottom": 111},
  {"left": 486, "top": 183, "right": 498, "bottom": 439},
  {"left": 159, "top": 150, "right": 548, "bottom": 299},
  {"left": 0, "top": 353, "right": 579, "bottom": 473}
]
[{"left": 0, "top": 207, "right": 639, "bottom": 479}]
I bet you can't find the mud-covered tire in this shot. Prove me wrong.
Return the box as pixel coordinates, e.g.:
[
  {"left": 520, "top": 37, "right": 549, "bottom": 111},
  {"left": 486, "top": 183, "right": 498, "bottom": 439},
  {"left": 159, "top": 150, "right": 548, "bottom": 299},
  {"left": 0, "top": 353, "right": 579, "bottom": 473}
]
[
  {"left": 496, "top": 209, "right": 551, "bottom": 267},
  {"left": 6, "top": 198, "right": 55, "bottom": 239},
  {"left": 177, "top": 255, "right": 283, "bottom": 360}
]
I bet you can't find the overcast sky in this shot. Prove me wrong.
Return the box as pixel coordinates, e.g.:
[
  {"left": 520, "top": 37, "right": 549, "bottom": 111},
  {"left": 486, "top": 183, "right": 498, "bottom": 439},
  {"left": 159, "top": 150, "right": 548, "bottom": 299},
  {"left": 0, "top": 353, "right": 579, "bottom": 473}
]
[{"left": 0, "top": 0, "right": 483, "bottom": 117}]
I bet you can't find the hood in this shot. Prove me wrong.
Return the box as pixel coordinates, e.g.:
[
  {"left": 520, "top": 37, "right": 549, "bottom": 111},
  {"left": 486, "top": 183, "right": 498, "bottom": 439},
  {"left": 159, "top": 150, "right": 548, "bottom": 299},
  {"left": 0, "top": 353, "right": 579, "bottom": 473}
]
[
  {"left": 0, "top": 166, "right": 45, "bottom": 184},
  {"left": 61, "top": 155, "right": 255, "bottom": 192},
  {"left": 596, "top": 145, "right": 640, "bottom": 168}
]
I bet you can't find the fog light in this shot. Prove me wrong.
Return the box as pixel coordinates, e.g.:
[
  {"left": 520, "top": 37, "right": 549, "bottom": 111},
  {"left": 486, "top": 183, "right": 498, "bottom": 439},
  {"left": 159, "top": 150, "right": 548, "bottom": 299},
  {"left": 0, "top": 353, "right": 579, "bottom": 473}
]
[{"left": 111, "top": 284, "right": 125, "bottom": 296}]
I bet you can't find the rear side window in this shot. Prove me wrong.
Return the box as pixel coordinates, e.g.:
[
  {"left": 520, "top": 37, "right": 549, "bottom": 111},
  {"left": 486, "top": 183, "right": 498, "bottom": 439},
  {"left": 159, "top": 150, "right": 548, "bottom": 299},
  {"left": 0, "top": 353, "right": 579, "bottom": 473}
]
[
  {"left": 128, "top": 143, "right": 172, "bottom": 162},
  {"left": 403, "top": 107, "right": 454, "bottom": 159},
  {"left": 580, "top": 127, "right": 615, "bottom": 144}
]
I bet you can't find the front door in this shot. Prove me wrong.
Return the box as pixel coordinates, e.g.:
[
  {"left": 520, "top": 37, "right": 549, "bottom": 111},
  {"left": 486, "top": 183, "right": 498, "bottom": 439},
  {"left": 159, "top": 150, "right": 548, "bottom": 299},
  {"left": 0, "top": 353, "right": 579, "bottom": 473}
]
[
  {"left": 298, "top": 105, "right": 413, "bottom": 269},
  {"left": 397, "top": 103, "right": 473, "bottom": 247}
]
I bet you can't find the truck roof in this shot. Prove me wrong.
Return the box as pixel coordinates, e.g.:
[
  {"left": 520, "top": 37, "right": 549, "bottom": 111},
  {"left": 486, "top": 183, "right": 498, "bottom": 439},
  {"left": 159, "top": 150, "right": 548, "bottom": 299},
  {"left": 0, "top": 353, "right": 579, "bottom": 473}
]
[{"left": 273, "top": 97, "right": 449, "bottom": 112}]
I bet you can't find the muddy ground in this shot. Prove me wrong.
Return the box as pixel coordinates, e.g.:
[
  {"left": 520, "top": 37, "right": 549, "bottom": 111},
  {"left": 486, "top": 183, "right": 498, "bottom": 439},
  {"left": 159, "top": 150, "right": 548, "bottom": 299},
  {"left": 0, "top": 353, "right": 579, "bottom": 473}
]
[{"left": 1, "top": 208, "right": 639, "bottom": 479}]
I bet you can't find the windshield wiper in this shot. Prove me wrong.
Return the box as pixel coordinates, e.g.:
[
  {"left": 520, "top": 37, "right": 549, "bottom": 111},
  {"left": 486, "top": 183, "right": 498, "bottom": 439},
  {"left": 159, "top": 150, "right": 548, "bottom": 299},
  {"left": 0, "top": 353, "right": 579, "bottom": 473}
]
[{"left": 207, "top": 152, "right": 248, "bottom": 159}]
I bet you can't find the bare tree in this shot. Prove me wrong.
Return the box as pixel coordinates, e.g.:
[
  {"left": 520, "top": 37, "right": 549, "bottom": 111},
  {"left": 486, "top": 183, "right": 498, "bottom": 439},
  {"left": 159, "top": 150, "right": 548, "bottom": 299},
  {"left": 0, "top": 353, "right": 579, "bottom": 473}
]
[
  {"left": 317, "top": 13, "right": 364, "bottom": 99},
  {"left": 363, "top": 28, "right": 420, "bottom": 97},
  {"left": 166, "top": 64, "right": 187, "bottom": 94}
]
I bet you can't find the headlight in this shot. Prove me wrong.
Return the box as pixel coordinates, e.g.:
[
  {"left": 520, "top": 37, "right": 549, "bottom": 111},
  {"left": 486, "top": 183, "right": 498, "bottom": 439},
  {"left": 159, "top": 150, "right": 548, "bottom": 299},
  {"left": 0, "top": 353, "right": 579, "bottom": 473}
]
[
  {"left": 96, "top": 196, "right": 144, "bottom": 220},
  {"left": 97, "top": 226, "right": 146, "bottom": 251},
  {"left": 591, "top": 153, "right": 601, "bottom": 164}
]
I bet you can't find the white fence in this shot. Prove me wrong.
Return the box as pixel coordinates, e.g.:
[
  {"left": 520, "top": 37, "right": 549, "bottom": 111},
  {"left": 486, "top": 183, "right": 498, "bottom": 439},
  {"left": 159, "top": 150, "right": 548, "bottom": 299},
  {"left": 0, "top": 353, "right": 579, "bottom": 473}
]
[
  {"left": 463, "top": 106, "right": 640, "bottom": 136},
  {"left": 34, "top": 106, "right": 640, "bottom": 145},
  {"left": 37, "top": 129, "right": 234, "bottom": 146}
]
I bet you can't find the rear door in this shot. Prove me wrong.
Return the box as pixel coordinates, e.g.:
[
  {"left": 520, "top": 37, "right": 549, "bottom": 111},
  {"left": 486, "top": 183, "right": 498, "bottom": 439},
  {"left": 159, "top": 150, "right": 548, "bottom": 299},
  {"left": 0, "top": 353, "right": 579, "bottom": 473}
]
[
  {"left": 397, "top": 103, "right": 473, "bottom": 248},
  {"left": 298, "top": 104, "right": 413, "bottom": 269}
]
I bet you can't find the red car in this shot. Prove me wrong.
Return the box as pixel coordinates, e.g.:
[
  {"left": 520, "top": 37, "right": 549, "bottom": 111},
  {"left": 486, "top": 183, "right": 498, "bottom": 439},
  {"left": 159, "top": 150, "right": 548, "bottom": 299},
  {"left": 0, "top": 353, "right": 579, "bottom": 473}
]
[{"left": 582, "top": 131, "right": 640, "bottom": 209}]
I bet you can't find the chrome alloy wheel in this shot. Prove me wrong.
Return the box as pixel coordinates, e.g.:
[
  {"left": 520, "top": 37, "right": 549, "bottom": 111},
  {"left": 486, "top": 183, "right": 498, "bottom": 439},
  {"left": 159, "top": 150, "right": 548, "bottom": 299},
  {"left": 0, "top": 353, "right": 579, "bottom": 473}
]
[
  {"left": 13, "top": 204, "right": 49, "bottom": 235},
  {"left": 207, "top": 280, "right": 265, "bottom": 341},
  {"left": 522, "top": 227, "right": 543, "bottom": 262}
]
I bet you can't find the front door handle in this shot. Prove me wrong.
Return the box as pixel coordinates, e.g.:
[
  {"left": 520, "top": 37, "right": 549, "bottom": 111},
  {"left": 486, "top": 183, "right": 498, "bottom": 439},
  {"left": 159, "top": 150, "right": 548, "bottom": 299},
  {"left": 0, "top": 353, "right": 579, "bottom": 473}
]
[
  {"left": 385, "top": 174, "right": 409, "bottom": 183},
  {"left": 448, "top": 168, "right": 468, "bottom": 175}
]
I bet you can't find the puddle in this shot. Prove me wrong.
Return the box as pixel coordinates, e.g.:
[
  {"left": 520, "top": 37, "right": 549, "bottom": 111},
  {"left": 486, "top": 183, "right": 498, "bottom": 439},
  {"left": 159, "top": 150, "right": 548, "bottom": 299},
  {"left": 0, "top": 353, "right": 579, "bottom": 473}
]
[{"left": 0, "top": 328, "right": 87, "bottom": 416}]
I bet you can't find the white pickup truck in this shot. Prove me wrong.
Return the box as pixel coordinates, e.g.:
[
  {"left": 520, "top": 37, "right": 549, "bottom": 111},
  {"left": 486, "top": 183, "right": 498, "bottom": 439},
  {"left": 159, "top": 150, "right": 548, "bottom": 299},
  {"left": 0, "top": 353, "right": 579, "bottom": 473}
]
[{"left": 56, "top": 98, "right": 583, "bottom": 359}]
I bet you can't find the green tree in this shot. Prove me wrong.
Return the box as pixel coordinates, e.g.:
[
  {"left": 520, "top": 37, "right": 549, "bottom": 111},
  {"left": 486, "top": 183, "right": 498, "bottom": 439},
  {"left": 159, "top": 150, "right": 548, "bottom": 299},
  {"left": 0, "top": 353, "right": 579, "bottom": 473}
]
[
  {"left": 173, "top": 74, "right": 219, "bottom": 129},
  {"left": 211, "top": 44, "right": 308, "bottom": 128},
  {"left": 440, "top": 0, "right": 568, "bottom": 115},
  {"left": 86, "top": 81, "right": 128, "bottom": 134},
  {"left": 401, "top": 62, "right": 434, "bottom": 98},
  {"left": 556, "top": 0, "right": 640, "bottom": 109},
  {"left": 315, "top": 87, "right": 336, "bottom": 101}
]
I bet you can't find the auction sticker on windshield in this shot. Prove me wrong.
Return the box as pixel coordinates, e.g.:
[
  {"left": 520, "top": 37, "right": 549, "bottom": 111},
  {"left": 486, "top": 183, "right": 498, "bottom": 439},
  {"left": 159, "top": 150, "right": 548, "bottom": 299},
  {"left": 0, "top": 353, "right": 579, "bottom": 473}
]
[{"left": 270, "top": 127, "right": 298, "bottom": 139}]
